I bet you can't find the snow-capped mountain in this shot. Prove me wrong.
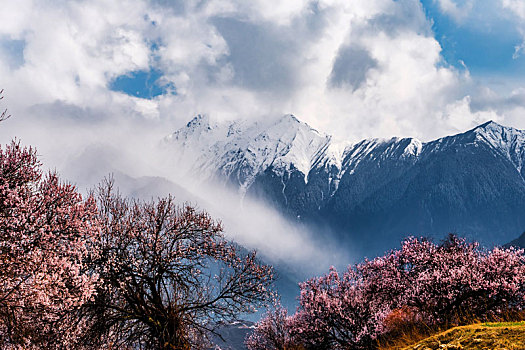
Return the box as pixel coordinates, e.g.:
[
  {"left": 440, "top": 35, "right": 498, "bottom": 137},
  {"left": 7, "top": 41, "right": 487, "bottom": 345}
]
[
  {"left": 166, "top": 115, "right": 525, "bottom": 255},
  {"left": 165, "top": 114, "right": 344, "bottom": 195}
]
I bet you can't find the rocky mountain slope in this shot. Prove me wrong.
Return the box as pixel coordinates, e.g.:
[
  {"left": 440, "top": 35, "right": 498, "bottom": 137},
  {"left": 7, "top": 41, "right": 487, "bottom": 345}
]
[{"left": 166, "top": 115, "right": 525, "bottom": 255}]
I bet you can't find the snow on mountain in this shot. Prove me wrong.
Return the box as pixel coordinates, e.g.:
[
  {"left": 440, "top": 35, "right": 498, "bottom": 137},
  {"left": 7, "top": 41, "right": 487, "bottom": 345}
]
[
  {"left": 473, "top": 121, "right": 525, "bottom": 174},
  {"left": 164, "top": 115, "right": 525, "bottom": 254},
  {"left": 165, "top": 114, "right": 434, "bottom": 196},
  {"left": 166, "top": 116, "right": 525, "bottom": 195},
  {"left": 422, "top": 120, "right": 525, "bottom": 178},
  {"left": 166, "top": 114, "right": 342, "bottom": 195}
]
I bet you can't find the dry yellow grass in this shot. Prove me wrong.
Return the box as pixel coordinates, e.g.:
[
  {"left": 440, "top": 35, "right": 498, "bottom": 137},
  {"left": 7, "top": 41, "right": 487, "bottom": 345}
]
[{"left": 399, "top": 322, "right": 525, "bottom": 350}]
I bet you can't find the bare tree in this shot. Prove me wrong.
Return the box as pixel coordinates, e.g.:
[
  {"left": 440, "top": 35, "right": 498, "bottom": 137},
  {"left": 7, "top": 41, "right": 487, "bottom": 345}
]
[{"left": 83, "top": 178, "right": 275, "bottom": 349}]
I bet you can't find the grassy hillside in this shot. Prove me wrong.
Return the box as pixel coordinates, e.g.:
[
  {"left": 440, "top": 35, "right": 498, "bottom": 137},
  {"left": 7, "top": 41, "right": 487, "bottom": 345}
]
[{"left": 398, "top": 322, "right": 525, "bottom": 350}]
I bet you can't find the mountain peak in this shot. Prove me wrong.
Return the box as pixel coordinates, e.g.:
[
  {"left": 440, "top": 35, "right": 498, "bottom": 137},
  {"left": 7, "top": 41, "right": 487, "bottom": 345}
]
[
  {"left": 476, "top": 120, "right": 501, "bottom": 129},
  {"left": 456, "top": 120, "right": 524, "bottom": 145},
  {"left": 274, "top": 114, "right": 322, "bottom": 137},
  {"left": 282, "top": 114, "right": 299, "bottom": 123},
  {"left": 477, "top": 120, "right": 501, "bottom": 128},
  {"left": 186, "top": 114, "right": 210, "bottom": 128},
  {"left": 461, "top": 120, "right": 525, "bottom": 173},
  {"left": 166, "top": 113, "right": 336, "bottom": 192},
  {"left": 470, "top": 120, "right": 524, "bottom": 139},
  {"left": 274, "top": 114, "right": 307, "bottom": 128}
]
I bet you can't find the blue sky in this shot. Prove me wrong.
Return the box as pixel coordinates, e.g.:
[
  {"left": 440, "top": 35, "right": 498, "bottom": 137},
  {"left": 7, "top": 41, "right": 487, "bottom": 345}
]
[
  {"left": 109, "top": 68, "right": 174, "bottom": 99},
  {"left": 420, "top": 0, "right": 525, "bottom": 79}
]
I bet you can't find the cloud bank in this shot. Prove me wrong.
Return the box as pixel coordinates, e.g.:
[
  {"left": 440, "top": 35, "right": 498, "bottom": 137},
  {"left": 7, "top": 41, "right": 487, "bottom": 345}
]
[
  {"left": 0, "top": 0, "right": 525, "bottom": 273},
  {"left": 0, "top": 0, "right": 524, "bottom": 146}
]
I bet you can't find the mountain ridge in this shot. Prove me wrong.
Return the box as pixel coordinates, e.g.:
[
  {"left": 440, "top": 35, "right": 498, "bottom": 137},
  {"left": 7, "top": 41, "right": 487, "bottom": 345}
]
[
  {"left": 165, "top": 115, "right": 525, "bottom": 255},
  {"left": 168, "top": 115, "right": 525, "bottom": 188}
]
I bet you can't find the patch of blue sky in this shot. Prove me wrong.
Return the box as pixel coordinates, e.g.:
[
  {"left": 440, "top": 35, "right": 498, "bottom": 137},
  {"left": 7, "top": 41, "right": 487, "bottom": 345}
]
[
  {"left": 419, "top": 0, "right": 525, "bottom": 77},
  {"left": 109, "top": 68, "right": 175, "bottom": 99},
  {"left": 149, "top": 40, "right": 161, "bottom": 52},
  {"left": 0, "top": 37, "right": 25, "bottom": 69}
]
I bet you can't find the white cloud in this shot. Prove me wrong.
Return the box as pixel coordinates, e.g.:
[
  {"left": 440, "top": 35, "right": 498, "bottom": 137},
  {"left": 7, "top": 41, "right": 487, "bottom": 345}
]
[
  {"left": 502, "top": 0, "right": 525, "bottom": 59},
  {"left": 513, "top": 41, "right": 525, "bottom": 59},
  {"left": 435, "top": 0, "right": 474, "bottom": 22},
  {"left": 440, "top": 96, "right": 502, "bottom": 132},
  {"left": 0, "top": 0, "right": 519, "bottom": 145},
  {"left": 503, "top": 0, "right": 525, "bottom": 20}
]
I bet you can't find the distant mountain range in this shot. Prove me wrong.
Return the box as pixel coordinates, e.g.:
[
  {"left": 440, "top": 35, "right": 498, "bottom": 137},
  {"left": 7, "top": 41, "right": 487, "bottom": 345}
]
[
  {"left": 209, "top": 321, "right": 255, "bottom": 350},
  {"left": 166, "top": 114, "right": 525, "bottom": 255}
]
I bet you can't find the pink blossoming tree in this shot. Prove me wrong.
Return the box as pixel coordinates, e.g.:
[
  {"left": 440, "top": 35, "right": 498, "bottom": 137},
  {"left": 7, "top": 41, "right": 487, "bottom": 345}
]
[
  {"left": 0, "top": 141, "right": 101, "bottom": 348},
  {"left": 248, "top": 235, "right": 525, "bottom": 350},
  {"left": 245, "top": 302, "right": 300, "bottom": 350}
]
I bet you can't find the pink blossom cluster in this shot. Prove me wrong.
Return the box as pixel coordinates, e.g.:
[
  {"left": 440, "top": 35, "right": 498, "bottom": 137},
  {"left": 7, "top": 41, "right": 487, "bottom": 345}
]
[
  {"left": 0, "top": 141, "right": 101, "bottom": 348},
  {"left": 244, "top": 302, "right": 295, "bottom": 350},
  {"left": 247, "top": 235, "right": 525, "bottom": 349}
]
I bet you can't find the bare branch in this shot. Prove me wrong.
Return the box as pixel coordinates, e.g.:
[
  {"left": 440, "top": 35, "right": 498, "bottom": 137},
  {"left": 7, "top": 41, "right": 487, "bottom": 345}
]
[{"left": 0, "top": 90, "right": 11, "bottom": 122}]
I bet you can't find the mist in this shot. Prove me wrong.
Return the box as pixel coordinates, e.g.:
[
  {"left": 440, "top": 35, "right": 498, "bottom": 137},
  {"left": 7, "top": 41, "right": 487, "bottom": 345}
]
[{"left": 0, "top": 104, "right": 354, "bottom": 282}]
